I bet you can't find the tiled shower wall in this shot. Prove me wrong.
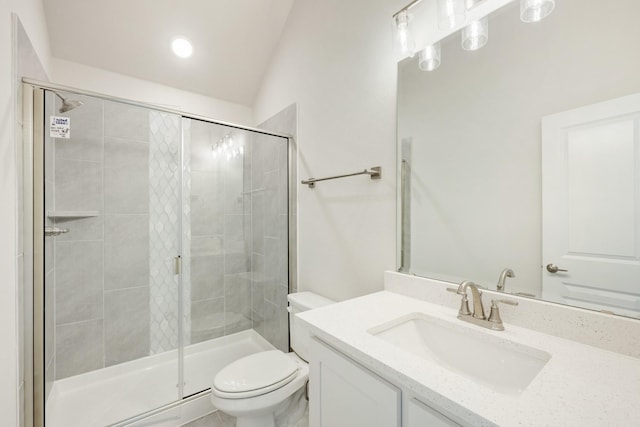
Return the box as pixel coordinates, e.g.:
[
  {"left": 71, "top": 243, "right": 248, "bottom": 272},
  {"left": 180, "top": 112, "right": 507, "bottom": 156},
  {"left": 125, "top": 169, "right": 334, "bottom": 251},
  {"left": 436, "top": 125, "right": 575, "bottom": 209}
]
[
  {"left": 187, "top": 115, "right": 293, "bottom": 352},
  {"left": 149, "top": 111, "right": 182, "bottom": 354},
  {"left": 51, "top": 98, "right": 155, "bottom": 378},
  {"left": 253, "top": 104, "right": 297, "bottom": 352},
  {"left": 187, "top": 121, "right": 253, "bottom": 343},
  {"left": 48, "top": 99, "right": 294, "bottom": 379}
]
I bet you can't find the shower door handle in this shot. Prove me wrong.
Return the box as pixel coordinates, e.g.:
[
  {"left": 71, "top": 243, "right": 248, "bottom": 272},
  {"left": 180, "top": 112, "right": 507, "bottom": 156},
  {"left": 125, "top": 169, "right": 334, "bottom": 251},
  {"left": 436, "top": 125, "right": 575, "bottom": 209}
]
[
  {"left": 174, "top": 256, "right": 182, "bottom": 275},
  {"left": 44, "top": 227, "right": 69, "bottom": 237}
]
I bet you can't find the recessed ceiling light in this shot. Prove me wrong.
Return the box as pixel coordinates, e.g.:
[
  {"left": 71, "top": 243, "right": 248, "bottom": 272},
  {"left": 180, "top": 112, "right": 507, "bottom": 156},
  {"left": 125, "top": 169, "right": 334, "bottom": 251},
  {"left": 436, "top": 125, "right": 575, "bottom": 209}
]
[{"left": 171, "top": 37, "right": 193, "bottom": 58}]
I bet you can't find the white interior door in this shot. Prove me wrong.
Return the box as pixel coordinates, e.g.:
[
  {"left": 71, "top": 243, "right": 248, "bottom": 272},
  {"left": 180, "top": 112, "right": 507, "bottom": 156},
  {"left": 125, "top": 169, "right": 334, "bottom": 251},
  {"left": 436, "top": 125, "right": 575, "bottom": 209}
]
[{"left": 542, "top": 94, "right": 640, "bottom": 318}]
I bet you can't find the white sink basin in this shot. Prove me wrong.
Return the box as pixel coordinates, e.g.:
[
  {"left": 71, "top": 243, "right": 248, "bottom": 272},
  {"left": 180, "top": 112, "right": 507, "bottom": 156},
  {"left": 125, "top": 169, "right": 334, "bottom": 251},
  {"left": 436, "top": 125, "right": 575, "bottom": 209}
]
[{"left": 368, "top": 313, "right": 551, "bottom": 395}]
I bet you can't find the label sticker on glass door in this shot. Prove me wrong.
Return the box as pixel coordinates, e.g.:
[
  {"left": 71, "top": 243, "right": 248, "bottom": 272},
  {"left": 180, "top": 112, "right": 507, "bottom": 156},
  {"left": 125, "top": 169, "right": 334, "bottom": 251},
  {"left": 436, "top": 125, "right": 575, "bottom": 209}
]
[{"left": 50, "top": 116, "right": 70, "bottom": 138}]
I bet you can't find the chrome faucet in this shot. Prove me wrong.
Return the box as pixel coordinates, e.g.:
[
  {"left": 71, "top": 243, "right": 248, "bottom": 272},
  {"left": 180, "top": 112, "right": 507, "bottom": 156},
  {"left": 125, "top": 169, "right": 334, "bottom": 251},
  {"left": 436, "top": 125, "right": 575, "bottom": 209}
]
[
  {"left": 448, "top": 280, "right": 519, "bottom": 331},
  {"left": 497, "top": 268, "right": 515, "bottom": 292}
]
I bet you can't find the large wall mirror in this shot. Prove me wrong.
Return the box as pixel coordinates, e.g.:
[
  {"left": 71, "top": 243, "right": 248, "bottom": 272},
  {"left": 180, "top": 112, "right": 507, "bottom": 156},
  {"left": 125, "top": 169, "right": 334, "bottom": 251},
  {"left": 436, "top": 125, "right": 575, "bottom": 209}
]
[{"left": 397, "top": 0, "right": 640, "bottom": 319}]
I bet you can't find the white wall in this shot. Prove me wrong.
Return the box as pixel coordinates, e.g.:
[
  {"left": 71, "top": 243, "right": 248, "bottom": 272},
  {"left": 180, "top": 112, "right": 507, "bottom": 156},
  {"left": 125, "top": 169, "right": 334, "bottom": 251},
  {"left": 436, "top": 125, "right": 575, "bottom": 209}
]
[
  {"left": 51, "top": 59, "right": 252, "bottom": 125},
  {"left": 254, "top": 0, "right": 404, "bottom": 301},
  {"left": 0, "top": 6, "right": 18, "bottom": 422},
  {"left": 7, "top": 0, "right": 51, "bottom": 72},
  {"left": 1, "top": 1, "right": 51, "bottom": 425}
]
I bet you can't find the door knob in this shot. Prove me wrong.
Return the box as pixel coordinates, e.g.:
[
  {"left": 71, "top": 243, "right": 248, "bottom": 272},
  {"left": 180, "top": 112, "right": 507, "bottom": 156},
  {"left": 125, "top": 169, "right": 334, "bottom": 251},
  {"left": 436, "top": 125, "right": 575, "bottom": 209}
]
[{"left": 546, "top": 264, "right": 568, "bottom": 273}]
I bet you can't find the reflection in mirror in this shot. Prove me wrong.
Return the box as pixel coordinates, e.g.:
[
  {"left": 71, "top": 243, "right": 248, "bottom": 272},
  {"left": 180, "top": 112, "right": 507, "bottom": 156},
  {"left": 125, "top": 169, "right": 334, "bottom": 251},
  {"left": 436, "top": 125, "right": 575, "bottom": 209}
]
[{"left": 397, "top": 0, "right": 640, "bottom": 318}]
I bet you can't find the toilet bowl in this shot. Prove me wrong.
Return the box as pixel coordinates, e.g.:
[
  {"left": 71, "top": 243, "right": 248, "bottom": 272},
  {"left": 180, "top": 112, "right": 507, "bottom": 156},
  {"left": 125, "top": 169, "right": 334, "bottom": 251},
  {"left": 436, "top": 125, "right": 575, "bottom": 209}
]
[
  {"left": 210, "top": 292, "right": 334, "bottom": 427},
  {"left": 211, "top": 351, "right": 308, "bottom": 427}
]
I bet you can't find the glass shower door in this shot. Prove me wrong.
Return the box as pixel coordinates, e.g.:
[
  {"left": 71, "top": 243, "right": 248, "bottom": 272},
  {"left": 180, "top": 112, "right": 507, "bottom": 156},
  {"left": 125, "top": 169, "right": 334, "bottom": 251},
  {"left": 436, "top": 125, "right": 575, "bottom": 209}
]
[
  {"left": 42, "top": 90, "right": 183, "bottom": 426},
  {"left": 181, "top": 118, "right": 291, "bottom": 397}
]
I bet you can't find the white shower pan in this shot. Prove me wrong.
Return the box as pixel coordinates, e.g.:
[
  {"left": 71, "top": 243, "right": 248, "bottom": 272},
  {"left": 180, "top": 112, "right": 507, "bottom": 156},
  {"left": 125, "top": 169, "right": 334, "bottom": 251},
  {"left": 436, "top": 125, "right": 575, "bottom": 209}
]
[{"left": 46, "top": 330, "right": 274, "bottom": 427}]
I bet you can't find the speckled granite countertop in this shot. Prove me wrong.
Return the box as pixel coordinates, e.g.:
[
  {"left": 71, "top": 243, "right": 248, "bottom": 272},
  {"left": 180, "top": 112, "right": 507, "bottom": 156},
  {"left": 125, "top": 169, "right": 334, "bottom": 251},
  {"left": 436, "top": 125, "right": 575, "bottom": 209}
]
[{"left": 297, "top": 291, "right": 640, "bottom": 427}]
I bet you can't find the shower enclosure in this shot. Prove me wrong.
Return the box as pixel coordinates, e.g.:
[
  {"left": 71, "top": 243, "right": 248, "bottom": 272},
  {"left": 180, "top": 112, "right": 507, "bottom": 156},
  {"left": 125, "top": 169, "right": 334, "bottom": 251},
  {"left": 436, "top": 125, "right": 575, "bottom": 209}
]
[{"left": 24, "top": 81, "right": 293, "bottom": 427}]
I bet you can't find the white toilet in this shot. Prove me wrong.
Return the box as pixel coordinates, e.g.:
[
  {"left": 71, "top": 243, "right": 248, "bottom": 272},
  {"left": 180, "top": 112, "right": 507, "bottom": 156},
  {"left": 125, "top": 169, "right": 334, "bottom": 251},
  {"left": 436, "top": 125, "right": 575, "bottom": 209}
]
[{"left": 211, "top": 292, "right": 335, "bottom": 427}]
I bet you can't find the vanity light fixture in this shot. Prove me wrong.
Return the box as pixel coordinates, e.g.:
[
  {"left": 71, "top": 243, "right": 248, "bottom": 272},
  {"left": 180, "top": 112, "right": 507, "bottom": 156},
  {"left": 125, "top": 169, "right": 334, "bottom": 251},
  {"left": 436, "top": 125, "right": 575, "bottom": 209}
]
[
  {"left": 520, "top": 0, "right": 555, "bottom": 23},
  {"left": 171, "top": 37, "right": 193, "bottom": 58},
  {"left": 461, "top": 0, "right": 488, "bottom": 51},
  {"left": 418, "top": 43, "right": 441, "bottom": 71},
  {"left": 437, "top": 0, "right": 466, "bottom": 30},
  {"left": 395, "top": 0, "right": 555, "bottom": 71},
  {"left": 395, "top": 9, "right": 416, "bottom": 58},
  {"left": 461, "top": 16, "right": 489, "bottom": 50}
]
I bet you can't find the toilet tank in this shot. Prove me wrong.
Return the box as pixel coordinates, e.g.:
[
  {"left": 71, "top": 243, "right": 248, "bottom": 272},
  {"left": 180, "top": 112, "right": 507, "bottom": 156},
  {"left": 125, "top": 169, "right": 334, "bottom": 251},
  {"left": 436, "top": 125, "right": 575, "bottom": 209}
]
[{"left": 287, "top": 292, "right": 335, "bottom": 361}]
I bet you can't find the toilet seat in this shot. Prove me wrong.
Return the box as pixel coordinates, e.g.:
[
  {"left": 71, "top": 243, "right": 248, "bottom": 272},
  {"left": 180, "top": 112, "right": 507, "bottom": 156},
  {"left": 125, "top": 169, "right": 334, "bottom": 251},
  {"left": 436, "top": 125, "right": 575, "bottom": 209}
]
[{"left": 212, "top": 350, "right": 299, "bottom": 399}]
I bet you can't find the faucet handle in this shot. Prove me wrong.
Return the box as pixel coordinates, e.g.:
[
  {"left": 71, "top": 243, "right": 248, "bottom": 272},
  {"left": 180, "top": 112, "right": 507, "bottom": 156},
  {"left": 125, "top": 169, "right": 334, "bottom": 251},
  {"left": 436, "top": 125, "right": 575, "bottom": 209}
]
[
  {"left": 446, "top": 287, "right": 471, "bottom": 315},
  {"left": 458, "top": 293, "right": 471, "bottom": 316},
  {"left": 488, "top": 299, "right": 519, "bottom": 325}
]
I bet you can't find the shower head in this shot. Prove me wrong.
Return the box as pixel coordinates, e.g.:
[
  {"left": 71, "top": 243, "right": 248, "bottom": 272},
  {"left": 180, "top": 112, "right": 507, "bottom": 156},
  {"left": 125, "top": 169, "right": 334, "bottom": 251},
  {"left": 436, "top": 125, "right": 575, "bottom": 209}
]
[{"left": 54, "top": 92, "right": 84, "bottom": 113}]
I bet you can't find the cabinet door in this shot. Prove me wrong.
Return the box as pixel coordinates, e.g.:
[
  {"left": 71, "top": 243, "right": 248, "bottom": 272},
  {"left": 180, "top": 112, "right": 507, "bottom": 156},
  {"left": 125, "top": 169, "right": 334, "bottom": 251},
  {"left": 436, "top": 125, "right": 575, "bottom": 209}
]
[
  {"left": 309, "top": 338, "right": 401, "bottom": 427},
  {"left": 406, "top": 398, "right": 461, "bottom": 427}
]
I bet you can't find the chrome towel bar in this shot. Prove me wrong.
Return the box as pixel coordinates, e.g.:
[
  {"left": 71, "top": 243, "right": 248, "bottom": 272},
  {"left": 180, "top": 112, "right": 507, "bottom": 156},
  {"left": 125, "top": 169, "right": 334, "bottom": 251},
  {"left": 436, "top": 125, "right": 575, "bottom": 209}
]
[{"left": 301, "top": 166, "right": 382, "bottom": 188}]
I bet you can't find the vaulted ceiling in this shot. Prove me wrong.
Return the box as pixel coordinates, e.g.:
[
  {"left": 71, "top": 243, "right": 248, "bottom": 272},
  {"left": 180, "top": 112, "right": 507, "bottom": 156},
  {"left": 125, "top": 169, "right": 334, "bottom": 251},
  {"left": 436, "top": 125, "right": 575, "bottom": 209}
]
[{"left": 44, "top": 0, "right": 295, "bottom": 106}]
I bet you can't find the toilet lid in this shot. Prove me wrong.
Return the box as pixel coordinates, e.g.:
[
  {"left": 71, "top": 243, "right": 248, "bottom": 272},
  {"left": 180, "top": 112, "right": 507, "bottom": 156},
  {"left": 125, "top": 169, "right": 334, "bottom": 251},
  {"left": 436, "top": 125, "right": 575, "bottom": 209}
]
[{"left": 213, "top": 350, "right": 298, "bottom": 398}]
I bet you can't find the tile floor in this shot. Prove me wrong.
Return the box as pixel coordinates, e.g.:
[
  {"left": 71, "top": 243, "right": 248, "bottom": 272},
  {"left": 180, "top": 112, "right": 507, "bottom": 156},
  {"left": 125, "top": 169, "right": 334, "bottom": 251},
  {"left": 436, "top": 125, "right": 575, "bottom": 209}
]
[
  {"left": 182, "top": 407, "right": 309, "bottom": 427},
  {"left": 182, "top": 410, "right": 235, "bottom": 427}
]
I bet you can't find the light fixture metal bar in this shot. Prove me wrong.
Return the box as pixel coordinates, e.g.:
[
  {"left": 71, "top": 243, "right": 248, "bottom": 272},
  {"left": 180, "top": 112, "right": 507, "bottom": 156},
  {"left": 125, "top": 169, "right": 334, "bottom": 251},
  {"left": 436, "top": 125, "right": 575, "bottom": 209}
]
[{"left": 393, "top": 0, "right": 425, "bottom": 19}]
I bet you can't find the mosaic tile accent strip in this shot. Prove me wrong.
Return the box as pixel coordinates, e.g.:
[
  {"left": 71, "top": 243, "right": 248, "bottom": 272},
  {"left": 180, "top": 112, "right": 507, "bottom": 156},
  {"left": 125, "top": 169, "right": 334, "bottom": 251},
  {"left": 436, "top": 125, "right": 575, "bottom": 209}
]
[{"left": 149, "top": 111, "right": 182, "bottom": 354}]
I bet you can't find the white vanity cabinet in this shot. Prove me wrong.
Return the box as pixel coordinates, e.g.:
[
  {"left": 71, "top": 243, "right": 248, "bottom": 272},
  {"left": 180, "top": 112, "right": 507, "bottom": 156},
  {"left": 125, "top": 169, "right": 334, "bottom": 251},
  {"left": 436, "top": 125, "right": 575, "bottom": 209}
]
[
  {"left": 405, "top": 397, "right": 461, "bottom": 427},
  {"left": 309, "top": 337, "right": 462, "bottom": 427},
  {"left": 309, "top": 337, "right": 401, "bottom": 427}
]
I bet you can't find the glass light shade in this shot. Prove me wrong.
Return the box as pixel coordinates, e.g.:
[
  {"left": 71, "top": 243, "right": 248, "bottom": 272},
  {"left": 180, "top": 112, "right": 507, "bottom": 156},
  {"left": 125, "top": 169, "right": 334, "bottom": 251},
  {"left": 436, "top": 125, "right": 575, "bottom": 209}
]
[
  {"left": 520, "top": 0, "right": 555, "bottom": 23},
  {"left": 461, "top": 17, "right": 489, "bottom": 51},
  {"left": 418, "top": 43, "right": 442, "bottom": 71},
  {"left": 395, "top": 10, "right": 416, "bottom": 58},
  {"left": 437, "top": 0, "right": 466, "bottom": 30}
]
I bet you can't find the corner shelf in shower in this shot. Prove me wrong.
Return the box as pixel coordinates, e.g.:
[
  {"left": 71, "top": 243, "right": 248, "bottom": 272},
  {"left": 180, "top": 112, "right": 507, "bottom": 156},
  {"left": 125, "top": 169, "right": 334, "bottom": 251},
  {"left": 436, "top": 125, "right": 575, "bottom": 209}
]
[{"left": 47, "top": 211, "right": 100, "bottom": 219}]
